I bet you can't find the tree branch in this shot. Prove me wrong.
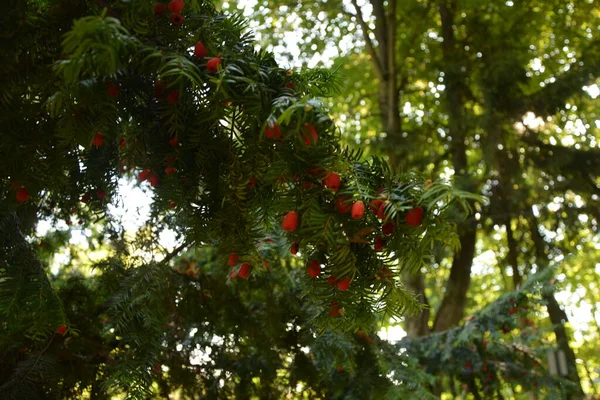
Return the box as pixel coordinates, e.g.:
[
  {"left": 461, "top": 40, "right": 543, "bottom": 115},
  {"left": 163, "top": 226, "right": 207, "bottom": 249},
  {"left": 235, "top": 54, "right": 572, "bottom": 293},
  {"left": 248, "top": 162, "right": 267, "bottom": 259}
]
[
  {"left": 346, "top": 0, "right": 384, "bottom": 81},
  {"left": 511, "top": 40, "right": 600, "bottom": 118}
]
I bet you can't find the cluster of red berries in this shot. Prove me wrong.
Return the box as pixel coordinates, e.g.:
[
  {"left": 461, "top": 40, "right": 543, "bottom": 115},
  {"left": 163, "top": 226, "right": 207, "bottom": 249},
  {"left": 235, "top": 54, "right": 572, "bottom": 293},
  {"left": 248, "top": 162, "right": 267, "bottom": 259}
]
[
  {"left": 228, "top": 253, "right": 251, "bottom": 279},
  {"left": 154, "top": 0, "right": 185, "bottom": 26}
]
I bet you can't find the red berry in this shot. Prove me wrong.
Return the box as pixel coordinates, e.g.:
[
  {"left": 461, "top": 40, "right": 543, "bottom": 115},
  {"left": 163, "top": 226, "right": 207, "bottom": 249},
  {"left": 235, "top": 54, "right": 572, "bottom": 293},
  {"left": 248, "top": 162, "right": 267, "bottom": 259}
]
[
  {"left": 282, "top": 211, "right": 298, "bottom": 232},
  {"left": 247, "top": 177, "right": 257, "bottom": 188},
  {"left": 382, "top": 222, "right": 395, "bottom": 235},
  {"left": 164, "top": 166, "right": 177, "bottom": 174},
  {"left": 374, "top": 236, "right": 384, "bottom": 252},
  {"left": 166, "top": 156, "right": 176, "bottom": 164},
  {"left": 154, "top": 3, "right": 167, "bottom": 15},
  {"left": 322, "top": 172, "right": 341, "bottom": 192},
  {"left": 80, "top": 193, "right": 90, "bottom": 204},
  {"left": 337, "top": 366, "right": 344, "bottom": 372},
  {"left": 290, "top": 242, "right": 299, "bottom": 255},
  {"left": 106, "top": 81, "right": 120, "bottom": 97},
  {"left": 465, "top": 361, "right": 472, "bottom": 369},
  {"left": 206, "top": 57, "right": 222, "bottom": 73},
  {"left": 167, "top": 90, "right": 180, "bottom": 104},
  {"left": 170, "top": 13, "right": 184, "bottom": 25},
  {"left": 286, "top": 82, "right": 296, "bottom": 89},
  {"left": 351, "top": 201, "right": 365, "bottom": 219},
  {"left": 169, "top": 136, "right": 178, "bottom": 147},
  {"left": 154, "top": 80, "right": 166, "bottom": 99},
  {"left": 96, "top": 190, "right": 106, "bottom": 200},
  {"left": 228, "top": 253, "right": 240, "bottom": 267},
  {"left": 103, "top": 318, "right": 109, "bottom": 323},
  {"left": 336, "top": 195, "right": 352, "bottom": 213},
  {"left": 168, "top": 0, "right": 184, "bottom": 13},
  {"left": 328, "top": 276, "right": 337, "bottom": 285},
  {"left": 92, "top": 132, "right": 104, "bottom": 148},
  {"left": 265, "top": 122, "right": 281, "bottom": 139},
  {"left": 138, "top": 169, "right": 151, "bottom": 182},
  {"left": 302, "top": 181, "right": 312, "bottom": 189},
  {"left": 301, "top": 123, "right": 318, "bottom": 145},
  {"left": 376, "top": 202, "right": 387, "bottom": 220},
  {"left": 336, "top": 277, "right": 351, "bottom": 291},
  {"left": 369, "top": 199, "right": 384, "bottom": 214},
  {"left": 16, "top": 187, "right": 29, "bottom": 203},
  {"left": 330, "top": 304, "right": 342, "bottom": 317},
  {"left": 238, "top": 262, "right": 251, "bottom": 279},
  {"left": 306, "top": 260, "right": 321, "bottom": 278},
  {"left": 168, "top": 200, "right": 176, "bottom": 209},
  {"left": 405, "top": 206, "right": 424, "bottom": 227},
  {"left": 194, "top": 41, "right": 207, "bottom": 58},
  {"left": 56, "top": 324, "right": 67, "bottom": 335},
  {"left": 149, "top": 174, "right": 160, "bottom": 187},
  {"left": 119, "top": 138, "right": 127, "bottom": 148}
]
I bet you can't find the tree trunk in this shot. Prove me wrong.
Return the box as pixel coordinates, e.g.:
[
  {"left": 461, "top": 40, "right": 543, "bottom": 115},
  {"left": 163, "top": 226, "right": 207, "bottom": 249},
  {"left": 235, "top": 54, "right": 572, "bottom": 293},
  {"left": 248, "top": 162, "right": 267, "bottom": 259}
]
[
  {"left": 528, "top": 211, "right": 585, "bottom": 398},
  {"left": 432, "top": 226, "right": 476, "bottom": 332},
  {"left": 431, "top": 0, "right": 477, "bottom": 333},
  {"left": 403, "top": 269, "right": 431, "bottom": 336}
]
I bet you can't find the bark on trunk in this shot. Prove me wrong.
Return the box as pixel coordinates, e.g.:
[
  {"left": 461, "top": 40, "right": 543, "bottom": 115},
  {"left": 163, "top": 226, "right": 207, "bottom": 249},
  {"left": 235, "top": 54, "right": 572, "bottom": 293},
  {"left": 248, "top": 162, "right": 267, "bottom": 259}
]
[
  {"left": 432, "top": 226, "right": 476, "bottom": 332},
  {"left": 431, "top": 0, "right": 477, "bottom": 333},
  {"left": 403, "top": 269, "right": 431, "bottom": 337}
]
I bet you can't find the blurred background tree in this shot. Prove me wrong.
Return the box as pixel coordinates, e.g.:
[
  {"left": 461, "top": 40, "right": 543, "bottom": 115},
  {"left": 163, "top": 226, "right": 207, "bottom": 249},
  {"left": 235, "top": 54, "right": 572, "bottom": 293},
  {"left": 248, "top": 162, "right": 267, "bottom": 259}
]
[{"left": 0, "top": 0, "right": 598, "bottom": 399}]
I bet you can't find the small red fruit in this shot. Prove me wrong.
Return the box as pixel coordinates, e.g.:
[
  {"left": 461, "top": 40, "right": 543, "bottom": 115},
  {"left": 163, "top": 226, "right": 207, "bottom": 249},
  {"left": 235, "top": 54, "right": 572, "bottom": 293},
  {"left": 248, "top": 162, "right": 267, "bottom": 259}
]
[
  {"left": 336, "top": 195, "right": 352, "bottom": 213},
  {"left": 168, "top": 200, "right": 176, "bottom": 208},
  {"left": 169, "top": 136, "right": 178, "bottom": 147},
  {"left": 92, "top": 132, "right": 104, "bottom": 148},
  {"left": 206, "top": 57, "right": 222, "bottom": 73},
  {"left": 376, "top": 202, "right": 387, "bottom": 220},
  {"left": 164, "top": 166, "right": 176, "bottom": 174},
  {"left": 374, "top": 236, "right": 384, "bottom": 252},
  {"left": 301, "top": 123, "right": 318, "bottom": 145},
  {"left": 170, "top": 13, "right": 184, "bottom": 25},
  {"left": 238, "top": 262, "right": 251, "bottom": 279},
  {"left": 306, "top": 259, "right": 321, "bottom": 278},
  {"left": 16, "top": 187, "right": 29, "bottom": 203},
  {"left": 167, "top": 90, "right": 180, "bottom": 104},
  {"left": 138, "top": 169, "right": 151, "bottom": 182},
  {"left": 328, "top": 276, "right": 336, "bottom": 285},
  {"left": 290, "top": 242, "right": 299, "bottom": 255},
  {"left": 96, "top": 190, "right": 106, "bottom": 200},
  {"left": 265, "top": 122, "right": 281, "bottom": 139},
  {"left": 247, "top": 177, "right": 257, "bottom": 188},
  {"left": 168, "top": 0, "right": 184, "bottom": 14},
  {"left": 382, "top": 222, "right": 395, "bottom": 235},
  {"left": 351, "top": 201, "right": 365, "bottom": 219},
  {"left": 405, "top": 206, "right": 424, "bottom": 227},
  {"left": 106, "top": 81, "right": 120, "bottom": 97},
  {"left": 56, "top": 324, "right": 67, "bottom": 335},
  {"left": 80, "top": 193, "right": 90, "bottom": 204},
  {"left": 282, "top": 211, "right": 298, "bottom": 232},
  {"left": 154, "top": 3, "right": 167, "bottom": 15},
  {"left": 330, "top": 302, "right": 343, "bottom": 316},
  {"left": 194, "top": 41, "right": 207, "bottom": 58},
  {"left": 154, "top": 80, "right": 166, "bottom": 99},
  {"left": 336, "top": 277, "right": 351, "bottom": 291},
  {"left": 228, "top": 253, "right": 239, "bottom": 267},
  {"left": 149, "top": 174, "right": 160, "bottom": 187},
  {"left": 322, "top": 172, "right": 341, "bottom": 192},
  {"left": 119, "top": 138, "right": 127, "bottom": 148},
  {"left": 369, "top": 199, "right": 384, "bottom": 214}
]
